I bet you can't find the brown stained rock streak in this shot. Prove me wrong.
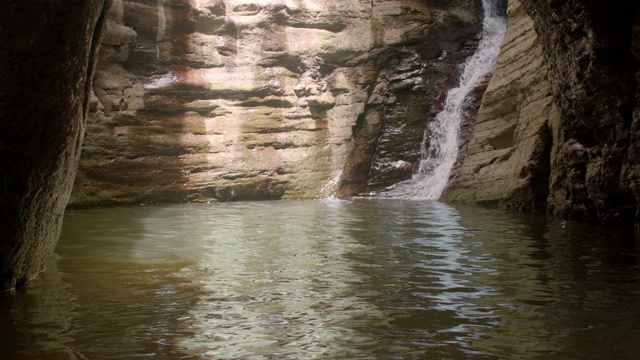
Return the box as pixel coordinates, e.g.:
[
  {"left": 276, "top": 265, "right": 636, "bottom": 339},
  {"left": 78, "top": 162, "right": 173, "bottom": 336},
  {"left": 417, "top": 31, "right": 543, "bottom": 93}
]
[{"left": 69, "top": 0, "right": 485, "bottom": 204}]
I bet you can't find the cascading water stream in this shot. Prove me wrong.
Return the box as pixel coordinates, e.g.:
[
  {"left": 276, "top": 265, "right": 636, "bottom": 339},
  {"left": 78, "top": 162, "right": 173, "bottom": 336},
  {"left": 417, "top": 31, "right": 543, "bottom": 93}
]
[
  {"left": 156, "top": 0, "right": 166, "bottom": 57},
  {"left": 382, "top": 0, "right": 507, "bottom": 200}
]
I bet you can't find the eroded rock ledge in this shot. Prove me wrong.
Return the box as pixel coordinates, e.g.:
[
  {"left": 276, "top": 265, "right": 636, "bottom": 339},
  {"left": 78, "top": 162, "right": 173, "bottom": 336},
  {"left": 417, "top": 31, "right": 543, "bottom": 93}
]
[{"left": 70, "top": 0, "right": 484, "bottom": 206}]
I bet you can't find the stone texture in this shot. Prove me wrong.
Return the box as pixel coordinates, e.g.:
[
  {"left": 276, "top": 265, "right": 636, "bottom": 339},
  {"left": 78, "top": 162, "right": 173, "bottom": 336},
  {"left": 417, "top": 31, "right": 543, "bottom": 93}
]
[
  {"left": 517, "top": 0, "right": 640, "bottom": 232},
  {"left": 339, "top": 1, "right": 484, "bottom": 196},
  {"left": 0, "top": 1, "right": 111, "bottom": 290},
  {"left": 446, "top": 0, "right": 640, "bottom": 236},
  {"left": 70, "top": 0, "right": 484, "bottom": 206},
  {"left": 444, "top": 0, "right": 557, "bottom": 212},
  {"left": 630, "top": 8, "right": 640, "bottom": 237}
]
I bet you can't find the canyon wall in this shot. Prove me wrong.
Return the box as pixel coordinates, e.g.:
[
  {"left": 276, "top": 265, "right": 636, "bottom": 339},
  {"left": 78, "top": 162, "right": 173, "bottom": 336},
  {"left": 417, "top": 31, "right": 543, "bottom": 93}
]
[
  {"left": 0, "top": 1, "right": 111, "bottom": 290},
  {"left": 70, "top": 0, "right": 484, "bottom": 206},
  {"left": 445, "top": 0, "right": 640, "bottom": 235}
]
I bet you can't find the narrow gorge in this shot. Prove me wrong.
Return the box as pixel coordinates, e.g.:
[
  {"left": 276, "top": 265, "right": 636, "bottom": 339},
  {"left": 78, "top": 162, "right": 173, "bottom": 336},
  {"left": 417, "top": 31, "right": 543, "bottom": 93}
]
[
  {"left": 4, "top": 1, "right": 640, "bottom": 358},
  {"left": 1, "top": 0, "right": 639, "bottom": 286}
]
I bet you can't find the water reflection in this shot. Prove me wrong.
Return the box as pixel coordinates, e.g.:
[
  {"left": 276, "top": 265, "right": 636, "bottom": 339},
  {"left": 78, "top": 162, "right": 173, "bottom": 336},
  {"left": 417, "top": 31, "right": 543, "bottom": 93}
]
[
  {"left": 179, "top": 199, "right": 387, "bottom": 359},
  {"left": 454, "top": 205, "right": 640, "bottom": 359},
  {"left": 1, "top": 200, "right": 639, "bottom": 359},
  {"left": 342, "top": 201, "right": 502, "bottom": 359}
]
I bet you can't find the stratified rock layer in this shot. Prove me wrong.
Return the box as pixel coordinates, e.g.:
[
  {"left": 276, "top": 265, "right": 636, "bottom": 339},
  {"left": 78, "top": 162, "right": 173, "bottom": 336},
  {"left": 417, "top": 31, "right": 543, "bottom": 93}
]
[
  {"left": 70, "top": 0, "right": 483, "bottom": 206},
  {"left": 0, "top": 1, "right": 111, "bottom": 290}
]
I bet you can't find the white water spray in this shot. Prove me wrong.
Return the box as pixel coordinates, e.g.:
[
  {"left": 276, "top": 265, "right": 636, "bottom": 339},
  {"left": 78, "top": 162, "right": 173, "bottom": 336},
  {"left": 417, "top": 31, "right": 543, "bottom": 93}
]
[{"left": 383, "top": 0, "right": 506, "bottom": 200}]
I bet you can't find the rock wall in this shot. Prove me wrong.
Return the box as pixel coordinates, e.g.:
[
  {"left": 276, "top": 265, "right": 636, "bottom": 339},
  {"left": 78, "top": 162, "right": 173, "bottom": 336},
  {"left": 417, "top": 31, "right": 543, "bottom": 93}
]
[
  {"left": 446, "top": 0, "right": 640, "bottom": 235},
  {"left": 70, "top": 0, "right": 484, "bottom": 206},
  {"left": 518, "top": 0, "right": 639, "bottom": 232},
  {"left": 0, "top": 1, "right": 111, "bottom": 290},
  {"left": 443, "top": 0, "right": 557, "bottom": 212}
]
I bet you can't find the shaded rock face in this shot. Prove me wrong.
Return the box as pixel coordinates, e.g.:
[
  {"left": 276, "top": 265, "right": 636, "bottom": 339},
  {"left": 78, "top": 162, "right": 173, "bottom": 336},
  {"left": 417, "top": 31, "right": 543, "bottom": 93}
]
[
  {"left": 446, "top": 0, "right": 640, "bottom": 235},
  {"left": 0, "top": 1, "right": 111, "bottom": 290},
  {"left": 518, "top": 0, "right": 640, "bottom": 232},
  {"left": 70, "top": 0, "right": 484, "bottom": 206}
]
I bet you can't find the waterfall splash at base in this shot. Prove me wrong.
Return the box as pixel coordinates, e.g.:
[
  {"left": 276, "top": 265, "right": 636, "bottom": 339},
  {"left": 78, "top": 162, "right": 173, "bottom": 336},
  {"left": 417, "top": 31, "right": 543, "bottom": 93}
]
[{"left": 380, "top": 0, "right": 507, "bottom": 200}]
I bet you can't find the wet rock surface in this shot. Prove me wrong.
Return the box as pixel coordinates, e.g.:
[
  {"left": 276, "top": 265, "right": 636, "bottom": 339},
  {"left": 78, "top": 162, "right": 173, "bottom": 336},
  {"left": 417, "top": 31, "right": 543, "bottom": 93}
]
[{"left": 444, "top": 0, "right": 555, "bottom": 212}]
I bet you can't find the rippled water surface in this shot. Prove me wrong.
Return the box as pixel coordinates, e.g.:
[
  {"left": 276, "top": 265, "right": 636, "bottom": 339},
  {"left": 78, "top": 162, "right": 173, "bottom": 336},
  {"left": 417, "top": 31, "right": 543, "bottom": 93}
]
[{"left": 2, "top": 199, "right": 640, "bottom": 359}]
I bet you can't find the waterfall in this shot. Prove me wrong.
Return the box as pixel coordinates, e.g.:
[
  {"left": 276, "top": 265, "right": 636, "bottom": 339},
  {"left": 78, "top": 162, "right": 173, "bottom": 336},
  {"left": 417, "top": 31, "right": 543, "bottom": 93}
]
[{"left": 382, "top": 0, "right": 507, "bottom": 200}]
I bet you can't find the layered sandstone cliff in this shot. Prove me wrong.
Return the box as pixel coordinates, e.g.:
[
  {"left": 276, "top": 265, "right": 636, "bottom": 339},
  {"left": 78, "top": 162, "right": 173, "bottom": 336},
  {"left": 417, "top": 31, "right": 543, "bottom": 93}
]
[
  {"left": 68, "top": 0, "right": 640, "bottom": 235},
  {"left": 70, "top": 0, "right": 483, "bottom": 206}
]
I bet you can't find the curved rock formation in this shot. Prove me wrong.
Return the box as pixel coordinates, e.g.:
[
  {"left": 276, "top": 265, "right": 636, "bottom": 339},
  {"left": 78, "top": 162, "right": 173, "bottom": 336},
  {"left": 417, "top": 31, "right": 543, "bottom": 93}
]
[
  {"left": 0, "top": 1, "right": 112, "bottom": 290},
  {"left": 70, "top": 0, "right": 484, "bottom": 206}
]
